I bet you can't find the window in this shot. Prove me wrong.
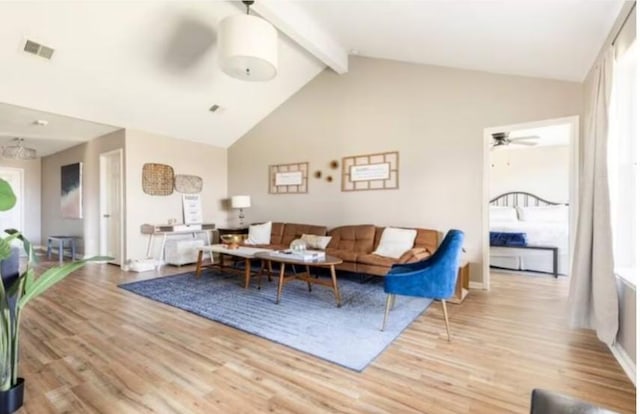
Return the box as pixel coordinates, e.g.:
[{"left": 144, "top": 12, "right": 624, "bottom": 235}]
[{"left": 608, "top": 39, "right": 638, "bottom": 285}]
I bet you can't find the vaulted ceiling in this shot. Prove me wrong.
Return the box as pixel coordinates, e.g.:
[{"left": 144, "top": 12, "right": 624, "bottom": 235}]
[{"left": 0, "top": 1, "right": 625, "bottom": 152}]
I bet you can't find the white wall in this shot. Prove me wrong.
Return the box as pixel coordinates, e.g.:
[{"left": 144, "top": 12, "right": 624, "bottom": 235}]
[
  {"left": 0, "top": 158, "right": 41, "bottom": 243},
  {"left": 490, "top": 145, "right": 570, "bottom": 203},
  {"left": 41, "top": 130, "right": 125, "bottom": 255},
  {"left": 228, "top": 56, "right": 582, "bottom": 282},
  {"left": 124, "top": 130, "right": 227, "bottom": 261}
]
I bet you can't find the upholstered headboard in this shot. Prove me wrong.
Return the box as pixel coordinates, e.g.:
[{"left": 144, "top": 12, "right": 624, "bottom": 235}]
[{"left": 489, "top": 191, "right": 567, "bottom": 207}]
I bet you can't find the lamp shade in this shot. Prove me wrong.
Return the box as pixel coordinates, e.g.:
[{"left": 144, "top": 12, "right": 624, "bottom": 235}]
[
  {"left": 218, "top": 13, "right": 278, "bottom": 81},
  {"left": 231, "top": 195, "right": 251, "bottom": 209}
]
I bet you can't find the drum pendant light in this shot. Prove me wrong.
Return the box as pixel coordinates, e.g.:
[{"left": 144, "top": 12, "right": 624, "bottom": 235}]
[{"left": 218, "top": 0, "right": 278, "bottom": 81}]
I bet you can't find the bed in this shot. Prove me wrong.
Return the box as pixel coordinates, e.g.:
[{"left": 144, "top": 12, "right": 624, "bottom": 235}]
[{"left": 489, "top": 192, "right": 569, "bottom": 276}]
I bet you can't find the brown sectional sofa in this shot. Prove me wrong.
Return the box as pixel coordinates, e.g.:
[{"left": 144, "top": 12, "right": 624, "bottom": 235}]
[
  {"left": 326, "top": 225, "right": 440, "bottom": 276},
  {"left": 246, "top": 222, "right": 440, "bottom": 277}
]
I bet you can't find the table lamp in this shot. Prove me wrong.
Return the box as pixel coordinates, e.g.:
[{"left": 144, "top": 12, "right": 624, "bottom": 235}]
[{"left": 231, "top": 195, "right": 251, "bottom": 227}]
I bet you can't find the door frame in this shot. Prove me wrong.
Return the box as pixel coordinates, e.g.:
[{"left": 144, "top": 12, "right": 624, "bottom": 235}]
[
  {"left": 99, "top": 149, "right": 124, "bottom": 266},
  {"left": 481, "top": 115, "right": 580, "bottom": 290}
]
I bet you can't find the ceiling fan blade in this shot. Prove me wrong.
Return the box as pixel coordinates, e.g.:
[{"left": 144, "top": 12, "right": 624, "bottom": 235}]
[
  {"left": 511, "top": 141, "right": 538, "bottom": 146},
  {"left": 509, "top": 135, "right": 540, "bottom": 141}
]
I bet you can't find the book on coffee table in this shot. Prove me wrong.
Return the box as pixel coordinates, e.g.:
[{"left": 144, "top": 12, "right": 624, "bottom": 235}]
[{"left": 269, "top": 249, "right": 326, "bottom": 262}]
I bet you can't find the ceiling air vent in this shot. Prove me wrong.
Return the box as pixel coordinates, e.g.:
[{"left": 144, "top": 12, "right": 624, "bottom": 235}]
[
  {"left": 209, "top": 104, "right": 220, "bottom": 113},
  {"left": 23, "top": 39, "right": 54, "bottom": 60}
]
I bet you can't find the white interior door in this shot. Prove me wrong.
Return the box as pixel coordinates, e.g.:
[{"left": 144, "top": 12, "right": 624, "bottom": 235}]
[
  {"left": 0, "top": 168, "right": 23, "bottom": 232},
  {"left": 100, "top": 150, "right": 123, "bottom": 265}
]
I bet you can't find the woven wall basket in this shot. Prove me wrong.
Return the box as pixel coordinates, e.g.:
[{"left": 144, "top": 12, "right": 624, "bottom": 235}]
[
  {"left": 142, "top": 163, "right": 174, "bottom": 196},
  {"left": 174, "top": 174, "right": 203, "bottom": 194}
]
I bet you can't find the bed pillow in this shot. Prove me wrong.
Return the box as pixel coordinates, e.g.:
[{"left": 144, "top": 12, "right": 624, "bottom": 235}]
[
  {"left": 373, "top": 227, "right": 417, "bottom": 259},
  {"left": 489, "top": 206, "right": 518, "bottom": 222},
  {"left": 517, "top": 206, "right": 568, "bottom": 222},
  {"left": 245, "top": 221, "right": 272, "bottom": 245},
  {"left": 300, "top": 234, "right": 332, "bottom": 250}
]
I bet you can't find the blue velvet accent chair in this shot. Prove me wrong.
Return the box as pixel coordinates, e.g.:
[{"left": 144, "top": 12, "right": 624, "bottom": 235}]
[{"left": 381, "top": 229, "right": 465, "bottom": 341}]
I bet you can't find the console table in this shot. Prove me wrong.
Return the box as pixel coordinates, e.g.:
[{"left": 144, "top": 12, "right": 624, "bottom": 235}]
[{"left": 141, "top": 223, "right": 215, "bottom": 262}]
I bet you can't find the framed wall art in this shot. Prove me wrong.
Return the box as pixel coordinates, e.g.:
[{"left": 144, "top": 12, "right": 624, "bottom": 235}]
[
  {"left": 269, "top": 162, "right": 308, "bottom": 194},
  {"left": 61, "top": 162, "right": 83, "bottom": 218},
  {"left": 342, "top": 151, "right": 399, "bottom": 191}
]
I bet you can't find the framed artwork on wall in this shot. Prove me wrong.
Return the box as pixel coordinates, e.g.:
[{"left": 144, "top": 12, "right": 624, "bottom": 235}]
[
  {"left": 269, "top": 162, "right": 308, "bottom": 194},
  {"left": 61, "top": 162, "right": 83, "bottom": 219},
  {"left": 342, "top": 151, "right": 399, "bottom": 191}
]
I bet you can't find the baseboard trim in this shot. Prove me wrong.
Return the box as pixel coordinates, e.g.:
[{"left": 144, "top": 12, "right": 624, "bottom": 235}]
[
  {"left": 609, "top": 342, "right": 636, "bottom": 386},
  {"left": 469, "top": 281, "right": 484, "bottom": 290}
]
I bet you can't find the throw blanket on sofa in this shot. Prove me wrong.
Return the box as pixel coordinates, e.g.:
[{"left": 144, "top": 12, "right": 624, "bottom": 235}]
[{"left": 490, "top": 231, "right": 528, "bottom": 247}]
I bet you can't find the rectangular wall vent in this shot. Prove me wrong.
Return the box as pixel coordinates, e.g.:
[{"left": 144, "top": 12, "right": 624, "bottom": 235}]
[{"left": 23, "top": 39, "right": 54, "bottom": 60}]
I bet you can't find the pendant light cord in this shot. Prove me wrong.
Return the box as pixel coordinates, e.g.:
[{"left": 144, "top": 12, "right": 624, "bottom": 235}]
[{"left": 243, "top": 0, "right": 254, "bottom": 15}]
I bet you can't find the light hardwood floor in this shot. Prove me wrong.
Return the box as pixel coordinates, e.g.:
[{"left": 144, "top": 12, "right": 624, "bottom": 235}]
[{"left": 18, "top": 262, "right": 635, "bottom": 413}]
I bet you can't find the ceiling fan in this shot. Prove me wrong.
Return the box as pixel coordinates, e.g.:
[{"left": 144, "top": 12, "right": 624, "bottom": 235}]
[{"left": 491, "top": 132, "right": 539, "bottom": 149}]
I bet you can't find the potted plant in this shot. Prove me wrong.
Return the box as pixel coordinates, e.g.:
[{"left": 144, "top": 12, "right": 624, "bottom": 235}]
[{"left": 0, "top": 178, "right": 109, "bottom": 413}]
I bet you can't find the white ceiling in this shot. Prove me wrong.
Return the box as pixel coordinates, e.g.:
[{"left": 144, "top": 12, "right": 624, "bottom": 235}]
[
  {"left": 0, "top": 1, "right": 625, "bottom": 151},
  {"left": 299, "top": 0, "right": 624, "bottom": 82},
  {"left": 498, "top": 123, "right": 571, "bottom": 150},
  {"left": 0, "top": 103, "right": 120, "bottom": 157}
]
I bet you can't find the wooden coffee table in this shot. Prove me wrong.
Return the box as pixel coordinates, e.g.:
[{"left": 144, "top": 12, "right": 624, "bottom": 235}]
[
  {"left": 195, "top": 244, "right": 273, "bottom": 288},
  {"left": 255, "top": 252, "right": 343, "bottom": 307}
]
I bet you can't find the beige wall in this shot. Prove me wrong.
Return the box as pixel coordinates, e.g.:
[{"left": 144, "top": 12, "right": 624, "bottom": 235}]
[
  {"left": 490, "top": 145, "right": 570, "bottom": 203},
  {"left": 0, "top": 158, "right": 41, "bottom": 243},
  {"left": 41, "top": 129, "right": 125, "bottom": 255},
  {"left": 228, "top": 56, "right": 582, "bottom": 281},
  {"left": 124, "top": 130, "right": 227, "bottom": 261}
]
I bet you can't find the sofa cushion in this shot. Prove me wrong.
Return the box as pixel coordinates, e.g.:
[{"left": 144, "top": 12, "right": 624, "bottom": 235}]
[
  {"left": 327, "top": 225, "right": 376, "bottom": 254},
  {"left": 270, "top": 222, "right": 285, "bottom": 245},
  {"left": 282, "top": 223, "right": 327, "bottom": 247},
  {"left": 326, "top": 248, "right": 359, "bottom": 262},
  {"left": 301, "top": 234, "right": 332, "bottom": 250},
  {"left": 398, "top": 247, "right": 428, "bottom": 264},
  {"left": 246, "top": 221, "right": 272, "bottom": 245},
  {"left": 373, "top": 227, "right": 417, "bottom": 259},
  {"left": 414, "top": 228, "right": 440, "bottom": 255},
  {"left": 357, "top": 253, "right": 398, "bottom": 268}
]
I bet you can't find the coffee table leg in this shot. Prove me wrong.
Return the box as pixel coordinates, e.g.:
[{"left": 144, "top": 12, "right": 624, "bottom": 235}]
[
  {"left": 244, "top": 258, "right": 251, "bottom": 289},
  {"left": 330, "top": 265, "right": 342, "bottom": 307},
  {"left": 276, "top": 262, "right": 286, "bottom": 304},
  {"left": 305, "top": 265, "right": 312, "bottom": 292},
  {"left": 195, "top": 250, "right": 204, "bottom": 278}
]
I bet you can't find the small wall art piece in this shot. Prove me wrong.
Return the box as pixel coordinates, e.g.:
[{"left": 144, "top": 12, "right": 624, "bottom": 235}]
[
  {"left": 269, "top": 162, "right": 308, "bottom": 194},
  {"left": 342, "top": 151, "right": 399, "bottom": 191},
  {"left": 182, "top": 194, "right": 203, "bottom": 224},
  {"left": 175, "top": 174, "right": 203, "bottom": 193},
  {"left": 61, "top": 162, "right": 83, "bottom": 218},
  {"left": 142, "top": 163, "right": 174, "bottom": 196}
]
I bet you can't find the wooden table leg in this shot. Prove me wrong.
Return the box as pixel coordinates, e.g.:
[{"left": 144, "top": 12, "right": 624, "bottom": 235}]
[
  {"left": 244, "top": 258, "right": 251, "bottom": 289},
  {"left": 329, "top": 265, "right": 342, "bottom": 307},
  {"left": 276, "top": 262, "right": 286, "bottom": 304},
  {"left": 305, "top": 265, "right": 312, "bottom": 292},
  {"left": 195, "top": 250, "right": 204, "bottom": 278}
]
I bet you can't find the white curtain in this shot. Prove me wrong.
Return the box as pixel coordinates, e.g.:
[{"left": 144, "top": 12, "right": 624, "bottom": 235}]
[{"left": 568, "top": 47, "right": 619, "bottom": 345}]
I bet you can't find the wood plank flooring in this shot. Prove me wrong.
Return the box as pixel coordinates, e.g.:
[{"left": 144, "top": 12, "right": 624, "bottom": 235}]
[{"left": 17, "top": 261, "right": 635, "bottom": 413}]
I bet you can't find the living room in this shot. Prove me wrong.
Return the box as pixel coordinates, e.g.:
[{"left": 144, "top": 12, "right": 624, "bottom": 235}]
[{"left": 0, "top": 1, "right": 637, "bottom": 413}]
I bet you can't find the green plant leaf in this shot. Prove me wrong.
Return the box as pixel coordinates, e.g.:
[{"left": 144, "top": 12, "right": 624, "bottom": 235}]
[
  {"left": 0, "top": 238, "right": 10, "bottom": 262},
  {"left": 0, "top": 180, "right": 16, "bottom": 212}
]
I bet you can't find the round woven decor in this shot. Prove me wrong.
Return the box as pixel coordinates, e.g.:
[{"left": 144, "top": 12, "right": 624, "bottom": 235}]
[{"left": 142, "top": 163, "right": 174, "bottom": 196}]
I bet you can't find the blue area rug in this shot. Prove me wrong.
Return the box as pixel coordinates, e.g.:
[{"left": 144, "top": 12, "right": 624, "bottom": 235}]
[{"left": 119, "top": 270, "right": 431, "bottom": 371}]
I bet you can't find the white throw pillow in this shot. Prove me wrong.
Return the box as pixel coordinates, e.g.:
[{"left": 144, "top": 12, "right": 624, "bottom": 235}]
[
  {"left": 300, "top": 234, "right": 332, "bottom": 250},
  {"left": 245, "top": 221, "right": 272, "bottom": 245},
  {"left": 373, "top": 227, "right": 417, "bottom": 259},
  {"left": 489, "top": 206, "right": 518, "bottom": 222},
  {"left": 517, "top": 206, "right": 568, "bottom": 222}
]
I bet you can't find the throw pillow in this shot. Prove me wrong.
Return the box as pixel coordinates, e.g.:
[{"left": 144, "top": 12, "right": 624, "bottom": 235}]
[
  {"left": 373, "top": 227, "right": 417, "bottom": 259},
  {"left": 245, "top": 221, "right": 272, "bottom": 245},
  {"left": 300, "top": 234, "right": 332, "bottom": 250}
]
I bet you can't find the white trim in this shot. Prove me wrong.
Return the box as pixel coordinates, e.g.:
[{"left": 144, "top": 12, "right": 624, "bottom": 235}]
[
  {"left": 99, "top": 149, "right": 124, "bottom": 267},
  {"left": 609, "top": 342, "right": 636, "bottom": 386},
  {"left": 482, "top": 115, "right": 580, "bottom": 289},
  {"left": 469, "top": 281, "right": 485, "bottom": 290}
]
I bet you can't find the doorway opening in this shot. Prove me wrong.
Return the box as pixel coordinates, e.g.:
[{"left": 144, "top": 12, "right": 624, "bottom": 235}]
[
  {"left": 0, "top": 167, "right": 24, "bottom": 232},
  {"left": 99, "top": 149, "right": 124, "bottom": 266},
  {"left": 482, "top": 116, "right": 579, "bottom": 289}
]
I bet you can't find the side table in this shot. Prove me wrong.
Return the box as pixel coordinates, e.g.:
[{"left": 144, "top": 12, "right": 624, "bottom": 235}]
[{"left": 448, "top": 261, "right": 469, "bottom": 304}]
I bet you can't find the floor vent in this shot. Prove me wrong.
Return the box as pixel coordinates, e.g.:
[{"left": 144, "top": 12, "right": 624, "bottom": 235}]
[{"left": 23, "top": 39, "right": 55, "bottom": 60}]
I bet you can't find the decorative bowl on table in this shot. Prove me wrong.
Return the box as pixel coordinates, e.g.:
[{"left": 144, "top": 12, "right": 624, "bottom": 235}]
[
  {"left": 220, "top": 234, "right": 244, "bottom": 249},
  {"left": 289, "top": 238, "right": 307, "bottom": 252}
]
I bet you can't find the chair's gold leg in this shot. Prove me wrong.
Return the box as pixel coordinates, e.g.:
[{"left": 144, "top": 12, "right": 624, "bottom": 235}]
[
  {"left": 441, "top": 299, "right": 451, "bottom": 342},
  {"left": 390, "top": 294, "right": 396, "bottom": 310},
  {"left": 381, "top": 294, "right": 394, "bottom": 331}
]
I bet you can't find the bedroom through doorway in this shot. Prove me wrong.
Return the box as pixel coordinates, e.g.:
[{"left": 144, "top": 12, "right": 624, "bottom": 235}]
[{"left": 482, "top": 116, "right": 579, "bottom": 288}]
